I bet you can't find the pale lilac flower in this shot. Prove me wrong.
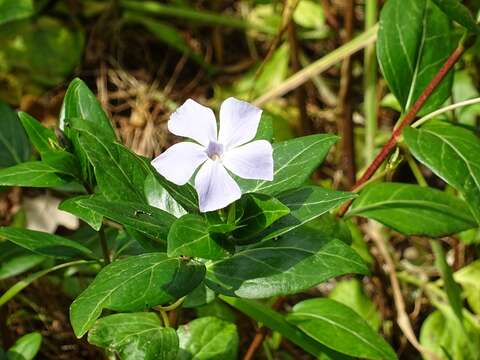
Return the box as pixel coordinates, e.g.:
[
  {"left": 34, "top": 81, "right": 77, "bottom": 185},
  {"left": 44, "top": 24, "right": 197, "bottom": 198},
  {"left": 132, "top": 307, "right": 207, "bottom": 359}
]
[{"left": 152, "top": 98, "right": 273, "bottom": 212}]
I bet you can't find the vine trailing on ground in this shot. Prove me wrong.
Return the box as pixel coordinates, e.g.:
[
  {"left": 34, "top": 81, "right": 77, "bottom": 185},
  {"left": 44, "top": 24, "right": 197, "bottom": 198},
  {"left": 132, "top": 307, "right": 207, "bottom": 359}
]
[{"left": 0, "top": 0, "right": 479, "bottom": 359}]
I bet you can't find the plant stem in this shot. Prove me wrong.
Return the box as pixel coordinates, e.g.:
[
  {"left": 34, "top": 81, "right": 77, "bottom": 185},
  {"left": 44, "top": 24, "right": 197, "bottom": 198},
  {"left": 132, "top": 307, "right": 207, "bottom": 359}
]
[
  {"left": 364, "top": 0, "right": 378, "bottom": 164},
  {"left": 253, "top": 25, "right": 378, "bottom": 106},
  {"left": 99, "top": 226, "right": 110, "bottom": 265},
  {"left": 339, "top": 40, "right": 466, "bottom": 216},
  {"left": 338, "top": 0, "right": 356, "bottom": 188},
  {"left": 412, "top": 96, "right": 480, "bottom": 128},
  {"left": 404, "top": 149, "right": 427, "bottom": 187}
]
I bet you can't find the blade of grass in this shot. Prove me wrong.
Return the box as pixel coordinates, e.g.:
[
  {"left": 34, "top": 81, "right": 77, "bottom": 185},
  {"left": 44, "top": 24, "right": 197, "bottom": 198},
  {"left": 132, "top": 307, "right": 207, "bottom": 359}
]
[
  {"left": 254, "top": 25, "right": 378, "bottom": 106},
  {"left": 121, "top": 0, "right": 274, "bottom": 34},
  {"left": 364, "top": 0, "right": 378, "bottom": 164}
]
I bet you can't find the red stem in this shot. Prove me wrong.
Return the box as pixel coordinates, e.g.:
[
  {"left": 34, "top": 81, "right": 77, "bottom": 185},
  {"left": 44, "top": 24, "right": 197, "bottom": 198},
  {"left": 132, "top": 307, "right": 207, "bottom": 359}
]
[{"left": 338, "top": 42, "right": 465, "bottom": 216}]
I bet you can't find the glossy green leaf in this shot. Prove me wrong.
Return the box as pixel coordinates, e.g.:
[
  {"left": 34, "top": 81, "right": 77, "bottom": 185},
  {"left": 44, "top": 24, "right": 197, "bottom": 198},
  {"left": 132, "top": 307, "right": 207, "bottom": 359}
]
[
  {"left": 0, "top": 227, "right": 93, "bottom": 259},
  {"left": 88, "top": 313, "right": 178, "bottom": 360},
  {"left": 18, "top": 112, "right": 58, "bottom": 155},
  {"left": 0, "top": 101, "right": 31, "bottom": 167},
  {"left": 183, "top": 282, "right": 215, "bottom": 309},
  {"left": 206, "top": 224, "right": 368, "bottom": 298},
  {"left": 431, "top": 240, "right": 464, "bottom": 323},
  {"left": 329, "top": 279, "right": 381, "bottom": 331},
  {"left": 233, "top": 193, "right": 290, "bottom": 239},
  {"left": 454, "top": 260, "right": 480, "bottom": 315},
  {"left": 404, "top": 122, "right": 480, "bottom": 223},
  {"left": 144, "top": 173, "right": 186, "bottom": 218},
  {"left": 420, "top": 304, "right": 480, "bottom": 360},
  {"left": 431, "top": 0, "right": 479, "bottom": 32},
  {"left": 220, "top": 296, "right": 347, "bottom": 358},
  {"left": 177, "top": 317, "right": 238, "bottom": 360},
  {"left": 6, "top": 332, "right": 42, "bottom": 360},
  {"left": 257, "top": 186, "right": 355, "bottom": 241},
  {"left": 0, "top": 161, "right": 70, "bottom": 188},
  {"left": 0, "top": 0, "right": 33, "bottom": 25},
  {"left": 377, "top": 0, "right": 454, "bottom": 115},
  {"left": 237, "top": 134, "right": 338, "bottom": 195},
  {"left": 75, "top": 130, "right": 148, "bottom": 202},
  {"left": 168, "top": 214, "right": 229, "bottom": 260},
  {"left": 59, "top": 195, "right": 103, "bottom": 231},
  {"left": 287, "top": 298, "right": 397, "bottom": 360},
  {"left": 78, "top": 196, "right": 175, "bottom": 242},
  {"left": 0, "top": 249, "right": 45, "bottom": 280},
  {"left": 70, "top": 254, "right": 205, "bottom": 338},
  {"left": 42, "top": 151, "right": 81, "bottom": 180},
  {"left": 61, "top": 78, "right": 116, "bottom": 140},
  {"left": 348, "top": 182, "right": 476, "bottom": 236},
  {"left": 150, "top": 169, "right": 199, "bottom": 213}
]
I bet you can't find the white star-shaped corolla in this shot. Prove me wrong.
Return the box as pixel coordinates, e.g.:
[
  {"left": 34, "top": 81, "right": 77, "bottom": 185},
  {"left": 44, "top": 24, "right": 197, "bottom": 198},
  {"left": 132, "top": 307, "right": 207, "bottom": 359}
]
[{"left": 152, "top": 97, "right": 274, "bottom": 212}]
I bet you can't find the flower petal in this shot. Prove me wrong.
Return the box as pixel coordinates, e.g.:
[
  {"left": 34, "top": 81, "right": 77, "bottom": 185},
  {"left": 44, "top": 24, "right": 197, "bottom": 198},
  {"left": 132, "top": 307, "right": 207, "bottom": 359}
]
[
  {"left": 218, "top": 97, "right": 262, "bottom": 148},
  {"left": 222, "top": 140, "right": 273, "bottom": 181},
  {"left": 168, "top": 99, "right": 217, "bottom": 146},
  {"left": 195, "top": 159, "right": 241, "bottom": 212},
  {"left": 151, "top": 142, "right": 208, "bottom": 185}
]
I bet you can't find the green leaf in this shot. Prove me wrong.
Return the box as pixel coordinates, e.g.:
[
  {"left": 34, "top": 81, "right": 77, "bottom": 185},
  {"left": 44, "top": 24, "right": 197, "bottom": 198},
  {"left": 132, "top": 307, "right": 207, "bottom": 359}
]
[
  {"left": 0, "top": 18, "right": 84, "bottom": 87},
  {"left": 177, "top": 317, "right": 239, "bottom": 360},
  {"left": 59, "top": 195, "right": 103, "bottom": 231},
  {"left": 348, "top": 182, "right": 476, "bottom": 236},
  {"left": 404, "top": 122, "right": 480, "bottom": 223},
  {"left": 257, "top": 186, "right": 356, "bottom": 241},
  {"left": 76, "top": 130, "right": 149, "bottom": 202},
  {"left": 0, "top": 0, "right": 33, "bottom": 25},
  {"left": 42, "top": 151, "right": 81, "bottom": 180},
  {"left": 61, "top": 78, "right": 116, "bottom": 140},
  {"left": 233, "top": 193, "right": 290, "bottom": 239},
  {"left": 206, "top": 223, "right": 368, "bottom": 298},
  {"left": 0, "top": 246, "right": 45, "bottom": 280},
  {"left": 237, "top": 134, "right": 338, "bottom": 196},
  {"left": 431, "top": 240, "right": 464, "bottom": 324},
  {"left": 88, "top": 313, "right": 178, "bottom": 360},
  {"left": 70, "top": 253, "right": 205, "bottom": 338},
  {"left": 150, "top": 168, "right": 199, "bottom": 214},
  {"left": 377, "top": 0, "right": 454, "bottom": 115},
  {"left": 0, "top": 161, "right": 70, "bottom": 188},
  {"left": 6, "top": 332, "right": 42, "bottom": 360},
  {"left": 287, "top": 298, "right": 397, "bottom": 360},
  {"left": 220, "top": 296, "right": 348, "bottom": 359},
  {"left": 420, "top": 304, "right": 480, "bottom": 360},
  {"left": 123, "top": 12, "right": 209, "bottom": 70},
  {"left": 0, "top": 260, "right": 89, "bottom": 308},
  {"left": 0, "top": 101, "right": 31, "bottom": 167},
  {"left": 0, "top": 227, "right": 93, "bottom": 259},
  {"left": 144, "top": 173, "right": 186, "bottom": 218},
  {"left": 431, "top": 0, "right": 479, "bottom": 33},
  {"left": 454, "top": 260, "right": 480, "bottom": 315},
  {"left": 18, "top": 112, "right": 58, "bottom": 156},
  {"left": 78, "top": 196, "right": 175, "bottom": 242},
  {"left": 329, "top": 279, "right": 381, "bottom": 331},
  {"left": 168, "top": 214, "right": 229, "bottom": 260}
]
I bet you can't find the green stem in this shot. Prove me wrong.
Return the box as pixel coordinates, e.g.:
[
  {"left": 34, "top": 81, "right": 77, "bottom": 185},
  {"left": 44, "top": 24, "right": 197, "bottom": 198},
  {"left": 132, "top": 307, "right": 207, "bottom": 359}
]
[
  {"left": 404, "top": 149, "right": 427, "bottom": 187},
  {"left": 364, "top": 0, "right": 378, "bottom": 164},
  {"left": 411, "top": 97, "right": 480, "bottom": 128},
  {"left": 155, "top": 297, "right": 185, "bottom": 312}
]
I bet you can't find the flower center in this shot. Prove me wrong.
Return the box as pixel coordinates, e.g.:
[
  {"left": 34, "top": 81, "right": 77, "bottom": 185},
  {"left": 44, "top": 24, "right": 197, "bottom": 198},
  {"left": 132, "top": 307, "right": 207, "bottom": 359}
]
[{"left": 206, "top": 141, "right": 224, "bottom": 161}]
